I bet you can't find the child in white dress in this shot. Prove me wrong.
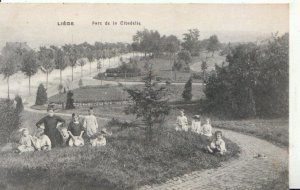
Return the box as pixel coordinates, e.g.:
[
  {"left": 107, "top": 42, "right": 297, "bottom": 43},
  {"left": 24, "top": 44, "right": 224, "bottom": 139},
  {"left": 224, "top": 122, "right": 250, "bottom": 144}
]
[
  {"left": 17, "top": 128, "right": 35, "bottom": 153},
  {"left": 191, "top": 115, "right": 201, "bottom": 134},
  {"left": 207, "top": 131, "right": 227, "bottom": 155},
  {"left": 176, "top": 110, "right": 188, "bottom": 132},
  {"left": 83, "top": 107, "right": 99, "bottom": 138}
]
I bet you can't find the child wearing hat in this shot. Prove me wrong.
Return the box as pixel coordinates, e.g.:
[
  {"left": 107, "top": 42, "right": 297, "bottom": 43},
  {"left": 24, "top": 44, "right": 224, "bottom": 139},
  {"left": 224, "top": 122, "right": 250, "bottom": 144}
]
[{"left": 191, "top": 115, "right": 201, "bottom": 134}]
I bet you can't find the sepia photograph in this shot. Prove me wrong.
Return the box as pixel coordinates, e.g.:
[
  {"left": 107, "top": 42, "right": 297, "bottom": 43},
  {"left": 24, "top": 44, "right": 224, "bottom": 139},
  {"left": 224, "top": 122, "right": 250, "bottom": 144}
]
[{"left": 0, "top": 3, "right": 290, "bottom": 190}]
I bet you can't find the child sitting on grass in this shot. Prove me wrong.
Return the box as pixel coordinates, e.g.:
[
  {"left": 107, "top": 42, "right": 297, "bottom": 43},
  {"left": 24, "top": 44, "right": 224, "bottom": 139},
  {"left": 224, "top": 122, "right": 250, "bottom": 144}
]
[
  {"left": 16, "top": 128, "right": 35, "bottom": 154},
  {"left": 207, "top": 131, "right": 227, "bottom": 155},
  {"left": 67, "top": 113, "right": 84, "bottom": 146},
  {"left": 201, "top": 118, "right": 213, "bottom": 138},
  {"left": 175, "top": 110, "right": 188, "bottom": 132},
  {"left": 191, "top": 115, "right": 201, "bottom": 134}
]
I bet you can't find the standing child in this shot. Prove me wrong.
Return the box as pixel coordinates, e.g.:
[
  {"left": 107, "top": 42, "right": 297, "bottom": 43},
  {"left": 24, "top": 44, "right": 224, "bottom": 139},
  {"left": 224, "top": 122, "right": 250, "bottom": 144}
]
[
  {"left": 176, "top": 110, "right": 188, "bottom": 132},
  {"left": 17, "top": 128, "right": 35, "bottom": 153},
  {"left": 191, "top": 115, "right": 201, "bottom": 134},
  {"left": 83, "top": 107, "right": 98, "bottom": 138},
  {"left": 207, "top": 131, "right": 227, "bottom": 155}
]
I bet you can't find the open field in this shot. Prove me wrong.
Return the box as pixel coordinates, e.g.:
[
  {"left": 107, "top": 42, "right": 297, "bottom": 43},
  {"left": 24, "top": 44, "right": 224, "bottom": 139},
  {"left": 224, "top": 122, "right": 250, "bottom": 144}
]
[{"left": 0, "top": 110, "right": 240, "bottom": 190}]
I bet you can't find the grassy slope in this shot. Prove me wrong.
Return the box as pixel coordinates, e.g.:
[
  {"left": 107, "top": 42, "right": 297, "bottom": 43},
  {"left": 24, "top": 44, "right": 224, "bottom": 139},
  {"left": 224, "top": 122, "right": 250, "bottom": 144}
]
[
  {"left": 48, "top": 84, "right": 205, "bottom": 103},
  {"left": 0, "top": 111, "right": 240, "bottom": 190}
]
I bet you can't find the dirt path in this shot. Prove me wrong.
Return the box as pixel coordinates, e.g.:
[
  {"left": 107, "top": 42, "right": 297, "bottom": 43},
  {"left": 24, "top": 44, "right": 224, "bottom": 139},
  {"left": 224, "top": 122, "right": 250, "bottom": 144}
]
[{"left": 140, "top": 128, "right": 288, "bottom": 190}]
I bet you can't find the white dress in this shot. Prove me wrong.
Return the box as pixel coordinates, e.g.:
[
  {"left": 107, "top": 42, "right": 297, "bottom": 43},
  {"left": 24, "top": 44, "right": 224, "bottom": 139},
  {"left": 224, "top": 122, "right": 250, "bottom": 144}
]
[
  {"left": 191, "top": 120, "right": 201, "bottom": 134},
  {"left": 83, "top": 115, "right": 98, "bottom": 138},
  {"left": 176, "top": 115, "right": 188, "bottom": 131}
]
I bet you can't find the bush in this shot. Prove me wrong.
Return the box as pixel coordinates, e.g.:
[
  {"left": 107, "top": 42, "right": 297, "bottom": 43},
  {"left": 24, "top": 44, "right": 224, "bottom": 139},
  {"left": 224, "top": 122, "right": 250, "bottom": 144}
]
[
  {"left": 14, "top": 95, "right": 24, "bottom": 113},
  {"left": 182, "top": 78, "right": 192, "bottom": 101},
  {"left": 58, "top": 84, "right": 64, "bottom": 94},
  {"left": 78, "top": 79, "right": 83, "bottom": 88},
  {"left": 0, "top": 99, "right": 21, "bottom": 143},
  {"left": 35, "top": 83, "right": 47, "bottom": 105}
]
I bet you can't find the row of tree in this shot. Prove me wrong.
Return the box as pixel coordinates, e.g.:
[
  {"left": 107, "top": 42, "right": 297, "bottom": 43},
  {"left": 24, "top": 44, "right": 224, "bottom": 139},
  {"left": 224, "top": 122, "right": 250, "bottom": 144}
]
[
  {"left": 132, "top": 29, "right": 222, "bottom": 58},
  {"left": 0, "top": 42, "right": 131, "bottom": 98},
  {"left": 204, "top": 33, "right": 289, "bottom": 118}
]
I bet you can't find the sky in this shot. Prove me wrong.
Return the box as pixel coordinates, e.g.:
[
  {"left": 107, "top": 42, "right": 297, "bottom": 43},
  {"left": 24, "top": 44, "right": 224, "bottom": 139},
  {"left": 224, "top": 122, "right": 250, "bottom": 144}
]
[{"left": 0, "top": 4, "right": 289, "bottom": 49}]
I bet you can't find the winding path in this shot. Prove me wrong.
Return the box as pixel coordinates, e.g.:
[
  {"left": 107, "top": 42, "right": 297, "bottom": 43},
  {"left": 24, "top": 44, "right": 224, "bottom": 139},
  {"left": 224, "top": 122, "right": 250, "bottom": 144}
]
[{"left": 140, "top": 128, "right": 288, "bottom": 190}]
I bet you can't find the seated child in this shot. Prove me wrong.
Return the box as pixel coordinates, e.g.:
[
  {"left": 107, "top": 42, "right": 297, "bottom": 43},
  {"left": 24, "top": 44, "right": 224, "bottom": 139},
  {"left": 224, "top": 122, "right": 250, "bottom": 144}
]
[
  {"left": 67, "top": 113, "right": 85, "bottom": 147},
  {"left": 201, "top": 118, "right": 213, "bottom": 137},
  {"left": 90, "top": 128, "right": 111, "bottom": 147},
  {"left": 16, "top": 128, "right": 35, "bottom": 154},
  {"left": 191, "top": 115, "right": 201, "bottom": 134},
  {"left": 31, "top": 128, "right": 52, "bottom": 151},
  {"left": 207, "top": 131, "right": 227, "bottom": 155}
]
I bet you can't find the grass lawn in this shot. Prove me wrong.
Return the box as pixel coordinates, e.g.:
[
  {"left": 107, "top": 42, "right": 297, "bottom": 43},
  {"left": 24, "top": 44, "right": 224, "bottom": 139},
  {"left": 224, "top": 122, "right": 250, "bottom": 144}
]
[
  {"left": 174, "top": 104, "right": 289, "bottom": 147},
  {"left": 48, "top": 84, "right": 205, "bottom": 104},
  {"left": 0, "top": 111, "right": 240, "bottom": 190}
]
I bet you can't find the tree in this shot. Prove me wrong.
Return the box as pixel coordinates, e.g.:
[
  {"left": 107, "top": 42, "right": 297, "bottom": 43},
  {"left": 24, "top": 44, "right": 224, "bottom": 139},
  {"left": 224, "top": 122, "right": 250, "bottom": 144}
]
[
  {"left": 38, "top": 47, "right": 55, "bottom": 90},
  {"left": 182, "top": 78, "right": 193, "bottom": 101},
  {"left": 35, "top": 83, "right": 47, "bottom": 105},
  {"left": 125, "top": 68, "right": 170, "bottom": 143},
  {"left": 21, "top": 50, "right": 39, "bottom": 95},
  {"left": 207, "top": 35, "right": 221, "bottom": 57},
  {"left": 62, "top": 44, "right": 79, "bottom": 81},
  {"left": 172, "top": 59, "right": 184, "bottom": 81},
  {"left": 182, "top": 29, "right": 201, "bottom": 56},
  {"left": 177, "top": 50, "right": 192, "bottom": 65},
  {"left": 78, "top": 58, "right": 86, "bottom": 78},
  {"left": 0, "top": 45, "right": 25, "bottom": 99},
  {"left": 52, "top": 47, "right": 67, "bottom": 85},
  {"left": 201, "top": 61, "right": 208, "bottom": 81}
]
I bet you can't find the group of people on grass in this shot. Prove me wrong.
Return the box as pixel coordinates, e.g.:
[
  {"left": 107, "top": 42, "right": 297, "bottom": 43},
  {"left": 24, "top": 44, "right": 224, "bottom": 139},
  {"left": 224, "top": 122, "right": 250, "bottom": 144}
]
[
  {"left": 176, "top": 109, "right": 227, "bottom": 155},
  {"left": 16, "top": 107, "right": 109, "bottom": 154}
]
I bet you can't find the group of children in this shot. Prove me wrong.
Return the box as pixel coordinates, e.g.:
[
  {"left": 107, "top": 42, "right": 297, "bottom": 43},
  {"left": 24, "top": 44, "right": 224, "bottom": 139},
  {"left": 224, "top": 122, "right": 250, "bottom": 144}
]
[
  {"left": 176, "top": 110, "right": 227, "bottom": 155},
  {"left": 16, "top": 107, "right": 109, "bottom": 154}
]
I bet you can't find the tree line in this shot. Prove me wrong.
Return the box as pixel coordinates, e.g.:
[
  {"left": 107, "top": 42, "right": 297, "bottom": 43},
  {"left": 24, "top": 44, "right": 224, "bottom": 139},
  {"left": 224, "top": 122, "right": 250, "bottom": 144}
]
[{"left": 0, "top": 42, "right": 131, "bottom": 98}]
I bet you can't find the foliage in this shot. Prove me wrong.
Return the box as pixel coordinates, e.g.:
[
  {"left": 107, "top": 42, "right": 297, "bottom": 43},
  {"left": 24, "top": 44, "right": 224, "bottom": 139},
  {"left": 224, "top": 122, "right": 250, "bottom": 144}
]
[
  {"left": 124, "top": 69, "right": 171, "bottom": 142},
  {"left": 177, "top": 50, "right": 192, "bottom": 65},
  {"left": 20, "top": 50, "right": 39, "bottom": 94},
  {"left": 35, "top": 83, "right": 47, "bottom": 105},
  {"left": 106, "top": 62, "right": 142, "bottom": 77},
  {"left": 201, "top": 61, "right": 208, "bottom": 81},
  {"left": 78, "top": 79, "right": 83, "bottom": 88},
  {"left": 204, "top": 33, "right": 289, "bottom": 118},
  {"left": 182, "top": 29, "right": 201, "bottom": 56},
  {"left": 207, "top": 35, "right": 221, "bottom": 56},
  {"left": 0, "top": 99, "right": 21, "bottom": 143},
  {"left": 182, "top": 78, "right": 193, "bottom": 101}
]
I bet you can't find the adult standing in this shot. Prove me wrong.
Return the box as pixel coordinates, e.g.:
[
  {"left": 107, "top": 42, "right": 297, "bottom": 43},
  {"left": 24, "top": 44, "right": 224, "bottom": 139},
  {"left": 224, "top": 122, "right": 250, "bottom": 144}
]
[{"left": 36, "top": 108, "right": 66, "bottom": 147}]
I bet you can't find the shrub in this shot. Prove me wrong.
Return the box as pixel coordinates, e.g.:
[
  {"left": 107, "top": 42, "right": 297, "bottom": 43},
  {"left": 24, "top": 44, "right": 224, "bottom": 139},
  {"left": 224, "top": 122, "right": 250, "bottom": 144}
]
[
  {"left": 182, "top": 78, "right": 192, "bottom": 101},
  {"left": 0, "top": 99, "right": 21, "bottom": 143},
  {"left": 35, "top": 83, "right": 47, "bottom": 105},
  {"left": 58, "top": 84, "right": 64, "bottom": 94},
  {"left": 78, "top": 79, "right": 83, "bottom": 88}
]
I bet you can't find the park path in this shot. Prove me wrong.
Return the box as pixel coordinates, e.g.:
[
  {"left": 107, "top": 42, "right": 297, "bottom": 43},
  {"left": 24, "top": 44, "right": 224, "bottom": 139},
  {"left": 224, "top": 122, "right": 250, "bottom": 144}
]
[{"left": 140, "top": 128, "right": 288, "bottom": 190}]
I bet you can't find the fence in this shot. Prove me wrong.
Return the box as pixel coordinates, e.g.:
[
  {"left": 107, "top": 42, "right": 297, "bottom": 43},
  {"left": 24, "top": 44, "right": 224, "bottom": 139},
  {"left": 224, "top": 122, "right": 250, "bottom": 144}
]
[{"left": 50, "top": 100, "right": 134, "bottom": 109}]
